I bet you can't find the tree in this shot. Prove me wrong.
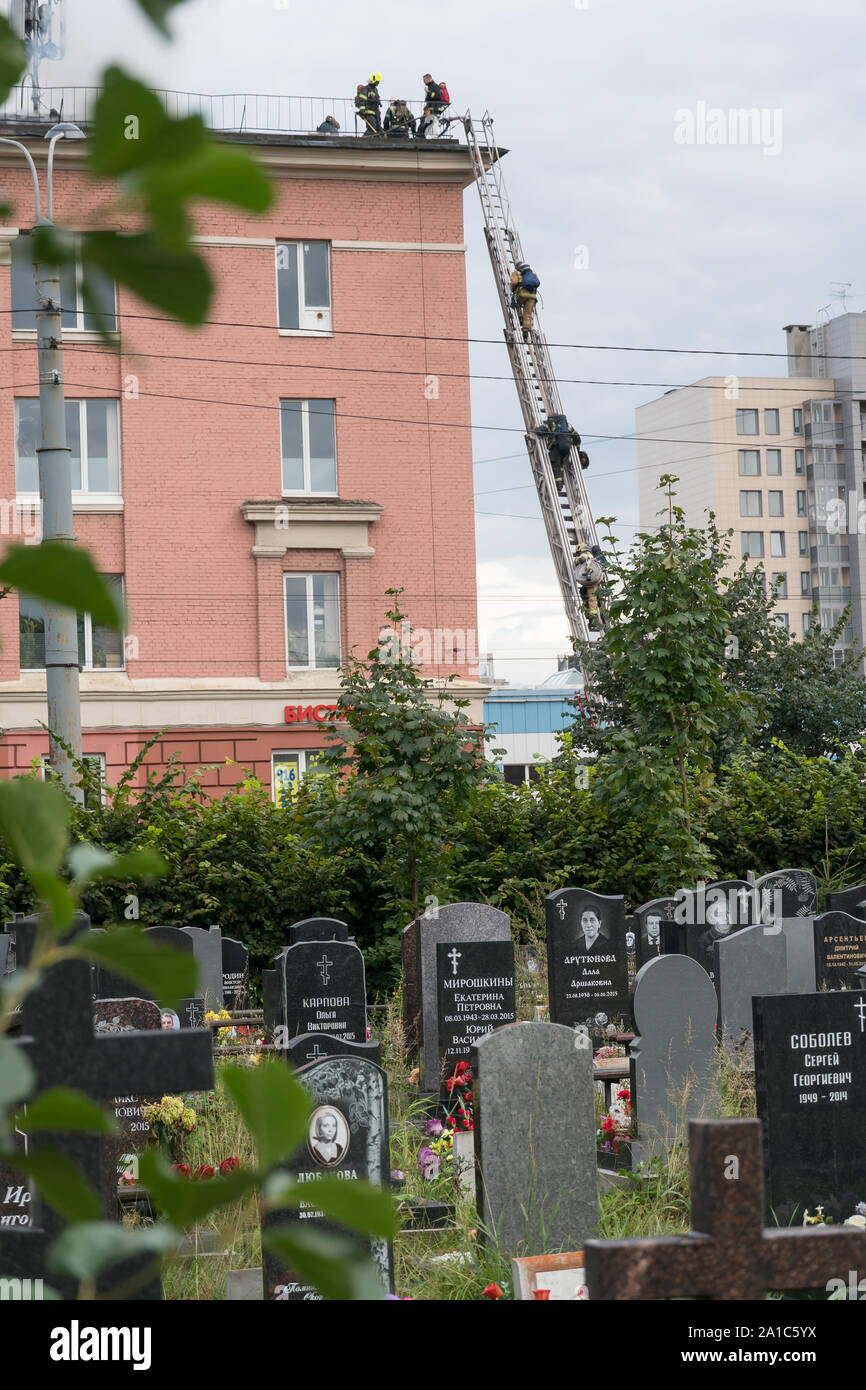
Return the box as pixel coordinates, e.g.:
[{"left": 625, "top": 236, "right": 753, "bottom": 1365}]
[{"left": 312, "top": 592, "right": 493, "bottom": 919}]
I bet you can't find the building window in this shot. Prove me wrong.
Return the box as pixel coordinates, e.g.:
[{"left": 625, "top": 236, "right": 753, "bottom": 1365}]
[
  {"left": 774, "top": 612, "right": 790, "bottom": 631},
  {"left": 15, "top": 398, "right": 121, "bottom": 496},
  {"left": 794, "top": 449, "right": 805, "bottom": 474},
  {"left": 764, "top": 408, "right": 780, "bottom": 435},
  {"left": 798, "top": 531, "right": 809, "bottom": 556},
  {"left": 770, "top": 531, "right": 786, "bottom": 557},
  {"left": 796, "top": 490, "right": 807, "bottom": 516},
  {"left": 19, "top": 575, "right": 125, "bottom": 671},
  {"left": 738, "top": 449, "right": 760, "bottom": 476},
  {"left": 280, "top": 400, "right": 337, "bottom": 493},
  {"left": 741, "top": 531, "right": 764, "bottom": 558},
  {"left": 793, "top": 408, "right": 803, "bottom": 434},
  {"left": 800, "top": 571, "right": 811, "bottom": 596},
  {"left": 739, "top": 491, "right": 762, "bottom": 517},
  {"left": 272, "top": 749, "right": 326, "bottom": 806},
  {"left": 766, "top": 449, "right": 782, "bottom": 475},
  {"left": 802, "top": 612, "right": 811, "bottom": 634},
  {"left": 276, "top": 240, "right": 331, "bottom": 333},
  {"left": 772, "top": 572, "right": 788, "bottom": 599},
  {"left": 736, "top": 409, "right": 759, "bottom": 436},
  {"left": 284, "top": 573, "right": 341, "bottom": 669},
  {"left": 11, "top": 236, "right": 117, "bottom": 333},
  {"left": 768, "top": 491, "right": 784, "bottom": 517}
]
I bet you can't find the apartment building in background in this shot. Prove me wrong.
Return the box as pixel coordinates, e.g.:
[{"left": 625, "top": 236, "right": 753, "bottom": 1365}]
[
  {"left": 637, "top": 313, "right": 866, "bottom": 666},
  {"left": 0, "top": 105, "right": 486, "bottom": 796}
]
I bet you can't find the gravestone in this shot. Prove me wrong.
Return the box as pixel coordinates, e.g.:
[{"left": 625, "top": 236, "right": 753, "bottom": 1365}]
[
  {"left": 755, "top": 868, "right": 818, "bottom": 994},
  {"left": 681, "top": 879, "right": 756, "bottom": 981},
  {"left": 584, "top": 1118, "right": 866, "bottom": 1299},
  {"left": 713, "top": 924, "right": 787, "bottom": 1053},
  {"left": 435, "top": 940, "right": 516, "bottom": 1084},
  {"left": 94, "top": 924, "right": 201, "bottom": 1007},
  {"left": 262, "top": 968, "right": 281, "bottom": 1040},
  {"left": 0, "top": 952, "right": 213, "bottom": 1299},
  {"left": 93, "top": 998, "right": 163, "bottom": 1187},
  {"left": 286, "top": 917, "right": 349, "bottom": 947},
  {"left": 278, "top": 940, "right": 367, "bottom": 1044},
  {"left": 279, "top": 1032, "right": 382, "bottom": 1069},
  {"left": 0, "top": 933, "right": 9, "bottom": 977},
  {"left": 630, "top": 954, "right": 719, "bottom": 1162},
  {"left": 827, "top": 884, "right": 866, "bottom": 916},
  {"left": 633, "top": 897, "right": 682, "bottom": 969},
  {"left": 2, "top": 913, "right": 39, "bottom": 976},
  {"left": 222, "top": 937, "right": 250, "bottom": 1009},
  {"left": 262, "top": 1053, "right": 393, "bottom": 1300},
  {"left": 180, "top": 925, "right": 224, "bottom": 1009},
  {"left": 545, "top": 888, "right": 629, "bottom": 1031},
  {"left": 0, "top": 1126, "right": 32, "bottom": 1232},
  {"left": 814, "top": 912, "right": 866, "bottom": 991},
  {"left": 401, "top": 903, "right": 511, "bottom": 1086},
  {"left": 754, "top": 989, "right": 866, "bottom": 1223},
  {"left": 472, "top": 1022, "right": 598, "bottom": 1255}
]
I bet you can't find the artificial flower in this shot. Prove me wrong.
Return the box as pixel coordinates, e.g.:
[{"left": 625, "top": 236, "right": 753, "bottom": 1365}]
[{"left": 483, "top": 1283, "right": 504, "bottom": 1300}]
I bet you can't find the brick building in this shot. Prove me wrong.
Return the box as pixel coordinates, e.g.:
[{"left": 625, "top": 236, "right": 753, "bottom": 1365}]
[{"left": 0, "top": 121, "right": 485, "bottom": 797}]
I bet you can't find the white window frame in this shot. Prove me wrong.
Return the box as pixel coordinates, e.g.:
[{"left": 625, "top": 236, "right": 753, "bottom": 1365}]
[
  {"left": 14, "top": 398, "right": 123, "bottom": 504},
  {"left": 284, "top": 572, "right": 341, "bottom": 671},
  {"left": 280, "top": 399, "right": 338, "bottom": 496},
  {"left": 11, "top": 238, "right": 118, "bottom": 337},
  {"left": 271, "top": 748, "right": 326, "bottom": 805},
  {"left": 275, "top": 240, "right": 332, "bottom": 336},
  {"left": 20, "top": 576, "right": 125, "bottom": 673}
]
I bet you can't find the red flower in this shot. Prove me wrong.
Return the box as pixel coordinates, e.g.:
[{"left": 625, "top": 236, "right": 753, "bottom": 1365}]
[
  {"left": 455, "top": 1061, "right": 470, "bottom": 1075},
  {"left": 462, "top": 1091, "right": 473, "bottom": 1104},
  {"left": 601, "top": 1115, "right": 616, "bottom": 1135},
  {"left": 195, "top": 1164, "right": 215, "bottom": 1180},
  {"left": 483, "top": 1283, "right": 504, "bottom": 1300},
  {"left": 171, "top": 1164, "right": 190, "bottom": 1178},
  {"left": 220, "top": 1156, "right": 240, "bottom": 1174}
]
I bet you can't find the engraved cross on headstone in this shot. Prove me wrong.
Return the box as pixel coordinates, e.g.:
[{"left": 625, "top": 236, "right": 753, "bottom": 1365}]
[
  {"left": 0, "top": 955, "right": 213, "bottom": 1299},
  {"left": 585, "top": 1119, "right": 866, "bottom": 1300},
  {"left": 305, "top": 1043, "right": 326, "bottom": 1063},
  {"left": 317, "top": 954, "right": 333, "bottom": 986},
  {"left": 447, "top": 948, "right": 462, "bottom": 975}
]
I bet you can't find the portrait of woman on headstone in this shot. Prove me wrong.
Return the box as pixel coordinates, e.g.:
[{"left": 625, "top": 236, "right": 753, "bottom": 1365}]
[
  {"left": 308, "top": 1106, "right": 349, "bottom": 1166},
  {"left": 160, "top": 1009, "right": 180, "bottom": 1031},
  {"left": 579, "top": 909, "right": 610, "bottom": 952}
]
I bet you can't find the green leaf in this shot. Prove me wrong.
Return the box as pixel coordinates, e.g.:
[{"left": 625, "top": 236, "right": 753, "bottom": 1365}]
[
  {"left": 82, "top": 230, "right": 212, "bottom": 324},
  {"left": 47, "top": 1221, "right": 179, "bottom": 1282},
  {"left": 139, "top": 143, "right": 272, "bottom": 216},
  {"left": 73, "top": 927, "right": 197, "bottom": 1008},
  {"left": 131, "top": 0, "right": 192, "bottom": 38},
  {"left": 138, "top": 1150, "right": 255, "bottom": 1227},
  {"left": 19, "top": 1089, "right": 117, "bottom": 1138},
  {"left": 89, "top": 70, "right": 205, "bottom": 177},
  {"left": 28, "top": 870, "right": 77, "bottom": 931},
  {"left": 263, "top": 1225, "right": 386, "bottom": 1301},
  {"left": 16, "top": 1148, "right": 102, "bottom": 1222},
  {"left": 221, "top": 1062, "right": 309, "bottom": 1170},
  {"left": 0, "top": 544, "right": 126, "bottom": 631},
  {"left": 68, "top": 843, "right": 165, "bottom": 887},
  {"left": 0, "top": 778, "right": 69, "bottom": 876},
  {"left": 0, "top": 1036, "right": 35, "bottom": 1114},
  {"left": 265, "top": 1174, "right": 397, "bottom": 1239},
  {"left": 0, "top": 16, "right": 27, "bottom": 104}
]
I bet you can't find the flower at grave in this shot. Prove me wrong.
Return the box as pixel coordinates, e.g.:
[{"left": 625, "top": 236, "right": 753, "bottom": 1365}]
[
  {"left": 601, "top": 1115, "right": 616, "bottom": 1136},
  {"left": 856, "top": 1203, "right": 866, "bottom": 1217},
  {"left": 425, "top": 1117, "right": 444, "bottom": 1138},
  {"left": 181, "top": 1108, "right": 197, "bottom": 1133},
  {"left": 172, "top": 1164, "right": 191, "bottom": 1178},
  {"left": 390, "top": 1169, "right": 406, "bottom": 1182},
  {"left": 482, "top": 1283, "right": 504, "bottom": 1300},
  {"left": 417, "top": 1145, "right": 441, "bottom": 1180},
  {"left": 803, "top": 1206, "right": 826, "bottom": 1227},
  {"left": 844, "top": 1214, "right": 866, "bottom": 1228},
  {"left": 220, "top": 1156, "right": 240, "bottom": 1175},
  {"left": 617, "top": 1088, "right": 630, "bottom": 1102},
  {"left": 195, "top": 1164, "right": 216, "bottom": 1180}
]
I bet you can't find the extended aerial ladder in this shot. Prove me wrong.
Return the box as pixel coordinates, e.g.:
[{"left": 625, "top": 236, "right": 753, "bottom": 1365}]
[{"left": 464, "top": 112, "right": 603, "bottom": 650}]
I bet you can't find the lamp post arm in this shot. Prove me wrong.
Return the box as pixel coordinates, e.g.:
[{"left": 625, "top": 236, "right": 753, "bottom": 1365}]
[{"left": 0, "top": 136, "right": 41, "bottom": 220}]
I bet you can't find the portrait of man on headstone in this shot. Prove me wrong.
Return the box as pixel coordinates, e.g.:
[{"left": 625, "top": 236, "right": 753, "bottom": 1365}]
[
  {"left": 308, "top": 1106, "right": 349, "bottom": 1166},
  {"left": 644, "top": 914, "right": 662, "bottom": 954}
]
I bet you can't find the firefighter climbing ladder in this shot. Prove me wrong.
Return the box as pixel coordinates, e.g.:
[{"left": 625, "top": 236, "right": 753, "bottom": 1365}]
[{"left": 464, "top": 111, "right": 602, "bottom": 647}]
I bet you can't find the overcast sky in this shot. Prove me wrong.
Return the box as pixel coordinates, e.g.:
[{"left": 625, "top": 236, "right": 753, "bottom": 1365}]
[{"left": 10, "top": 0, "right": 865, "bottom": 682}]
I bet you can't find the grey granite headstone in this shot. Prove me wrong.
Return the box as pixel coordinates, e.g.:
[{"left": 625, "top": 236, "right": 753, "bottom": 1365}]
[
  {"left": 713, "top": 925, "right": 787, "bottom": 1054},
  {"left": 401, "top": 903, "right": 511, "bottom": 1088},
  {"left": 287, "top": 917, "right": 350, "bottom": 947},
  {"left": 826, "top": 885, "right": 866, "bottom": 917},
  {"left": 630, "top": 954, "right": 719, "bottom": 1163},
  {"left": 180, "top": 925, "right": 224, "bottom": 1009},
  {"left": 472, "top": 1022, "right": 598, "bottom": 1255}
]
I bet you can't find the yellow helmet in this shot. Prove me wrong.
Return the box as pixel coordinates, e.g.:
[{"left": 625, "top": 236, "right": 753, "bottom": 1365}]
[{"left": 370, "top": 72, "right": 382, "bottom": 82}]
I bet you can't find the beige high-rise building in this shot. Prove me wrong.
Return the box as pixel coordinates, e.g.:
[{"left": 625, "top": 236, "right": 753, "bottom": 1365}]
[{"left": 636, "top": 352, "right": 850, "bottom": 656}]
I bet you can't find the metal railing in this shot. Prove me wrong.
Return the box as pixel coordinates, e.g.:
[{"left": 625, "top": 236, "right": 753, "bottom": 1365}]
[{"left": 0, "top": 84, "right": 464, "bottom": 142}]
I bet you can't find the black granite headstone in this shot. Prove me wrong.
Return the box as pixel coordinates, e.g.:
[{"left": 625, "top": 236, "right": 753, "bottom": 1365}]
[
  {"left": 680, "top": 880, "right": 757, "bottom": 981},
  {"left": 286, "top": 917, "right": 350, "bottom": 947},
  {"left": 754, "top": 989, "right": 866, "bottom": 1222},
  {"left": 826, "top": 885, "right": 866, "bottom": 917},
  {"left": 221, "top": 937, "right": 250, "bottom": 1009},
  {"left": 262, "top": 968, "right": 281, "bottom": 1040},
  {"left": 814, "top": 912, "right": 866, "bottom": 991},
  {"left": 93, "top": 998, "right": 163, "bottom": 1187},
  {"left": 755, "top": 869, "right": 818, "bottom": 922},
  {"left": 279, "top": 1033, "right": 383, "bottom": 1069},
  {"left": 633, "top": 897, "right": 682, "bottom": 969},
  {"left": 0, "top": 933, "right": 9, "bottom": 978},
  {"left": 545, "top": 887, "right": 629, "bottom": 1029},
  {"left": 435, "top": 940, "right": 516, "bottom": 1080},
  {"left": 262, "top": 1054, "right": 393, "bottom": 1300},
  {"left": 278, "top": 940, "right": 367, "bottom": 1045}
]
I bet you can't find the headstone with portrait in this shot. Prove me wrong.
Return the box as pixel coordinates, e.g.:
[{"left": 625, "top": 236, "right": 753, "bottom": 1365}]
[
  {"left": 813, "top": 912, "right": 866, "bottom": 991},
  {"left": 261, "top": 1053, "right": 393, "bottom": 1300},
  {"left": 545, "top": 888, "right": 629, "bottom": 1033},
  {"left": 633, "top": 897, "right": 682, "bottom": 969},
  {"left": 681, "top": 879, "right": 757, "bottom": 981}
]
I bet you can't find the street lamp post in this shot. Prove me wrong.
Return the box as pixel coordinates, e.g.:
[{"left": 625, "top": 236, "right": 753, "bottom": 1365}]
[{"left": 0, "top": 123, "right": 85, "bottom": 798}]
